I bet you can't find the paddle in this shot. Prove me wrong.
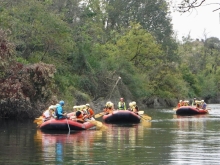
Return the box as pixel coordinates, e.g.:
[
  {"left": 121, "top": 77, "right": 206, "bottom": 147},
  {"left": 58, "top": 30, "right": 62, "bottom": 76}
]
[
  {"left": 88, "top": 120, "right": 107, "bottom": 130},
  {"left": 34, "top": 116, "right": 46, "bottom": 127},
  {"left": 140, "top": 114, "right": 152, "bottom": 121},
  {"left": 36, "top": 121, "right": 43, "bottom": 127},
  {"left": 94, "top": 112, "right": 105, "bottom": 118},
  {"left": 141, "top": 118, "right": 152, "bottom": 127},
  {"left": 34, "top": 117, "right": 43, "bottom": 123},
  {"left": 138, "top": 111, "right": 144, "bottom": 115},
  {"left": 136, "top": 110, "right": 151, "bottom": 120}
]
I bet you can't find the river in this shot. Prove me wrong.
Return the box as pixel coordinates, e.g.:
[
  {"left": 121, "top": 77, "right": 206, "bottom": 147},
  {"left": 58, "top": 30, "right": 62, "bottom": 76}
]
[{"left": 0, "top": 104, "right": 220, "bottom": 165}]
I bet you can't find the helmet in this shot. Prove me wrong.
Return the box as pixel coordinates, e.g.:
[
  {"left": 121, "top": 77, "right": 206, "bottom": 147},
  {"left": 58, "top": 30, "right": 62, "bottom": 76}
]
[
  {"left": 120, "top": 98, "right": 124, "bottom": 101},
  {"left": 201, "top": 100, "right": 204, "bottom": 102},
  {"left": 86, "top": 104, "right": 90, "bottom": 107},
  {"left": 132, "top": 101, "right": 136, "bottom": 106},
  {"left": 49, "top": 105, "right": 57, "bottom": 110},
  {"left": 106, "top": 101, "right": 111, "bottom": 107},
  {"left": 59, "top": 100, "right": 65, "bottom": 106}
]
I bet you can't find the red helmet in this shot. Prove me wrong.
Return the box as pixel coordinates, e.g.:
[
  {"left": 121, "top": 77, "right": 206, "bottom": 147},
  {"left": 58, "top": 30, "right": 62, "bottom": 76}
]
[{"left": 120, "top": 98, "right": 124, "bottom": 100}]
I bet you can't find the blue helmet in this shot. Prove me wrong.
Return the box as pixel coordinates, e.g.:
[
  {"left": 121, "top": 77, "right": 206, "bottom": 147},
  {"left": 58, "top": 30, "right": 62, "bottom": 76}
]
[{"left": 59, "top": 100, "right": 65, "bottom": 106}]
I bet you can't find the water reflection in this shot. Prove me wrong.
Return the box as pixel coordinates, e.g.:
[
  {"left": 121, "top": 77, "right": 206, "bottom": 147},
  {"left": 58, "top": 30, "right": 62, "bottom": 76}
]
[
  {"left": 5, "top": 106, "right": 220, "bottom": 164},
  {"left": 173, "top": 114, "right": 209, "bottom": 131},
  {"left": 34, "top": 130, "right": 99, "bottom": 164},
  {"left": 170, "top": 112, "right": 220, "bottom": 164},
  {"left": 34, "top": 120, "right": 151, "bottom": 164}
]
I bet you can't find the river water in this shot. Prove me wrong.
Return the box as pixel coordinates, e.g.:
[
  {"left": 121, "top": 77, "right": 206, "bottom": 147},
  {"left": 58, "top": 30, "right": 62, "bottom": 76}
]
[{"left": 0, "top": 104, "right": 220, "bottom": 165}]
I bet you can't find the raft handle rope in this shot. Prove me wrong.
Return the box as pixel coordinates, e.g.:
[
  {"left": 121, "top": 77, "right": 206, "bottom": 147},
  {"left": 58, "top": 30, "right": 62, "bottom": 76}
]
[{"left": 66, "top": 118, "right": 70, "bottom": 134}]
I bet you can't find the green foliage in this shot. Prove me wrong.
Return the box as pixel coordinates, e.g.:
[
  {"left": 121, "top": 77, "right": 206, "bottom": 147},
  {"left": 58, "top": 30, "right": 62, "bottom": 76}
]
[
  {"left": 0, "top": 0, "right": 74, "bottom": 65},
  {"left": 116, "top": 23, "right": 163, "bottom": 71},
  {"left": 16, "top": 57, "right": 29, "bottom": 64},
  {"left": 197, "top": 73, "right": 216, "bottom": 99},
  {"left": 178, "top": 35, "right": 220, "bottom": 100}
]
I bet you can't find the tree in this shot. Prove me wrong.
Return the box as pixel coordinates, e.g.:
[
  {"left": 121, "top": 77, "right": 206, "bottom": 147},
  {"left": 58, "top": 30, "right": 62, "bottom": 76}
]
[
  {"left": 103, "top": 0, "right": 178, "bottom": 62},
  {"left": 173, "top": 0, "right": 220, "bottom": 12},
  {"left": 0, "top": 0, "right": 74, "bottom": 64}
]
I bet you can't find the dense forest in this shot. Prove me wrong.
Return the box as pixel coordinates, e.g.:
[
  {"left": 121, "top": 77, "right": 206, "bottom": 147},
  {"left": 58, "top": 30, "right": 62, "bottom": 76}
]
[{"left": 0, "top": 0, "right": 220, "bottom": 118}]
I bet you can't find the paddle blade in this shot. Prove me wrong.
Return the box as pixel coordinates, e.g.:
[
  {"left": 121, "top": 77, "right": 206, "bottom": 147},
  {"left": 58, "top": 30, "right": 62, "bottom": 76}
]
[
  {"left": 141, "top": 119, "right": 151, "bottom": 127},
  {"left": 141, "top": 114, "right": 152, "bottom": 121},
  {"left": 88, "top": 120, "right": 107, "bottom": 130},
  {"left": 33, "top": 117, "right": 43, "bottom": 123},
  {"left": 94, "top": 113, "right": 104, "bottom": 118},
  {"left": 36, "top": 121, "right": 43, "bottom": 127},
  {"left": 138, "top": 111, "right": 144, "bottom": 115}
]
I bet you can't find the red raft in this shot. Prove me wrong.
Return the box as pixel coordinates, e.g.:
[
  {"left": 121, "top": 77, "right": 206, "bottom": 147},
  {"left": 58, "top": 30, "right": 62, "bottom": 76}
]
[
  {"left": 103, "top": 110, "right": 141, "bottom": 123},
  {"left": 39, "top": 118, "right": 96, "bottom": 131},
  {"left": 176, "top": 106, "right": 208, "bottom": 115}
]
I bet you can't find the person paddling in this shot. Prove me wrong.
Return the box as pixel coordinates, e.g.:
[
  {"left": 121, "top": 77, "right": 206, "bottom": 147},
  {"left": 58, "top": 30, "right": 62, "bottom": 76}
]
[
  {"left": 103, "top": 101, "right": 114, "bottom": 114},
  {"left": 85, "top": 104, "right": 95, "bottom": 120},
  {"left": 131, "top": 101, "right": 139, "bottom": 114},
  {"left": 201, "top": 100, "right": 207, "bottom": 110},
  {"left": 192, "top": 98, "right": 197, "bottom": 106}
]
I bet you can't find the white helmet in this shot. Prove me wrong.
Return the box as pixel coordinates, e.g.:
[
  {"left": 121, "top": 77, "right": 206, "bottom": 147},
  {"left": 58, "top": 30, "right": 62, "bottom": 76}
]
[{"left": 132, "top": 101, "right": 136, "bottom": 106}]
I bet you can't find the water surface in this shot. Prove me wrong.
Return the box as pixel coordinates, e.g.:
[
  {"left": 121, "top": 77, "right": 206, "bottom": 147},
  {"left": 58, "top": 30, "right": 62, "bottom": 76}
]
[{"left": 0, "top": 104, "right": 220, "bottom": 165}]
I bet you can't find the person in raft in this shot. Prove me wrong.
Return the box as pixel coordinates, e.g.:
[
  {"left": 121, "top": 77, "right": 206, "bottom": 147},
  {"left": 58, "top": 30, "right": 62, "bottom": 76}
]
[
  {"left": 195, "top": 100, "right": 202, "bottom": 109},
  {"left": 42, "top": 105, "right": 56, "bottom": 121},
  {"left": 85, "top": 104, "right": 95, "bottom": 120},
  {"left": 131, "top": 101, "right": 139, "bottom": 114},
  {"left": 128, "top": 102, "right": 133, "bottom": 111},
  {"left": 103, "top": 101, "right": 114, "bottom": 115},
  {"left": 118, "top": 98, "right": 127, "bottom": 110},
  {"left": 75, "top": 106, "right": 89, "bottom": 123},
  {"left": 68, "top": 105, "right": 79, "bottom": 120},
  {"left": 176, "top": 100, "right": 182, "bottom": 108},
  {"left": 55, "top": 100, "right": 67, "bottom": 119},
  {"left": 184, "top": 100, "right": 189, "bottom": 106},
  {"left": 192, "top": 98, "right": 197, "bottom": 106},
  {"left": 41, "top": 101, "right": 60, "bottom": 121},
  {"left": 201, "top": 100, "right": 207, "bottom": 110}
]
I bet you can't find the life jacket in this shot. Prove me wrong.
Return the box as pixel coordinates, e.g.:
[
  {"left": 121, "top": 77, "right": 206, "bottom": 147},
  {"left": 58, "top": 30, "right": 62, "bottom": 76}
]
[
  {"left": 86, "top": 108, "right": 94, "bottom": 117},
  {"left": 76, "top": 111, "right": 84, "bottom": 123},
  {"left": 55, "top": 104, "right": 65, "bottom": 119},
  {"left": 118, "top": 102, "right": 125, "bottom": 110}
]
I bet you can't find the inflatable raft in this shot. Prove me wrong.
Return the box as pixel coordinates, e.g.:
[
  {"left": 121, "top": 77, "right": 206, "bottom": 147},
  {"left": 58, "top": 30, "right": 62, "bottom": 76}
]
[
  {"left": 39, "top": 118, "right": 96, "bottom": 131},
  {"left": 103, "top": 110, "right": 141, "bottom": 123},
  {"left": 176, "top": 106, "right": 208, "bottom": 115}
]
